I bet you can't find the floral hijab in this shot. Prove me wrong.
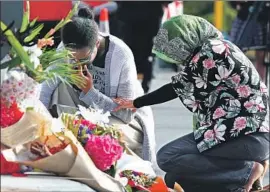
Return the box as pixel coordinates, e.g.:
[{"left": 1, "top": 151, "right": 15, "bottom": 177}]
[{"left": 152, "top": 14, "right": 223, "bottom": 65}]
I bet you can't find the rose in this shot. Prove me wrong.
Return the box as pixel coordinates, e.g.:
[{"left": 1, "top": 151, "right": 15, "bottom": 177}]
[
  {"left": 0, "top": 99, "right": 24, "bottom": 128},
  {"left": 231, "top": 75, "right": 241, "bottom": 85},
  {"left": 204, "top": 130, "right": 215, "bottom": 141},
  {"left": 236, "top": 85, "right": 251, "bottom": 98},
  {"left": 213, "top": 107, "right": 226, "bottom": 120},
  {"left": 244, "top": 101, "right": 254, "bottom": 110},
  {"left": 203, "top": 58, "right": 215, "bottom": 69},
  {"left": 233, "top": 117, "right": 247, "bottom": 131}
]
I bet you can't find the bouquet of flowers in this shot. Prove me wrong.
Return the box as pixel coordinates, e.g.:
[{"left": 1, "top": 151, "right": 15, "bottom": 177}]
[
  {"left": 61, "top": 105, "right": 124, "bottom": 176},
  {"left": 120, "top": 170, "right": 168, "bottom": 192},
  {"left": 1, "top": 128, "right": 126, "bottom": 192},
  {"left": 0, "top": 1, "right": 85, "bottom": 147},
  {"left": 0, "top": 1, "right": 86, "bottom": 106},
  {"left": 61, "top": 106, "right": 170, "bottom": 192},
  {"left": 0, "top": 4, "right": 171, "bottom": 190}
]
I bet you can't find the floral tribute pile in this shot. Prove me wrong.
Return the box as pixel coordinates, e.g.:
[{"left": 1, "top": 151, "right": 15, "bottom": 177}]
[
  {"left": 0, "top": 2, "right": 172, "bottom": 192},
  {"left": 61, "top": 106, "right": 169, "bottom": 191}
]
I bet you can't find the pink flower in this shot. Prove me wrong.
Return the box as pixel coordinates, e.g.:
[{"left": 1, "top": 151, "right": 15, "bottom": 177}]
[
  {"left": 231, "top": 75, "right": 241, "bottom": 85},
  {"left": 236, "top": 85, "right": 251, "bottom": 98},
  {"left": 233, "top": 117, "right": 247, "bottom": 131},
  {"left": 244, "top": 101, "right": 254, "bottom": 110},
  {"left": 213, "top": 107, "right": 226, "bottom": 119},
  {"left": 211, "top": 40, "right": 230, "bottom": 56},
  {"left": 203, "top": 59, "right": 215, "bottom": 69},
  {"left": 204, "top": 130, "right": 214, "bottom": 141},
  {"left": 192, "top": 54, "right": 200, "bottom": 63},
  {"left": 85, "top": 135, "right": 123, "bottom": 171}
]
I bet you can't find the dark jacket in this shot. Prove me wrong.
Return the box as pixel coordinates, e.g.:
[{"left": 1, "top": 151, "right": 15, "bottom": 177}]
[{"left": 117, "top": 2, "right": 168, "bottom": 22}]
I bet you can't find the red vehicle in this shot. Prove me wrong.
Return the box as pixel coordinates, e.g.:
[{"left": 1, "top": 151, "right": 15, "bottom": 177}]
[{"left": 24, "top": 1, "right": 110, "bottom": 47}]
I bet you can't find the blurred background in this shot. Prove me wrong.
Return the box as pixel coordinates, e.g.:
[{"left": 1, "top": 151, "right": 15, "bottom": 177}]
[{"left": 1, "top": 1, "right": 269, "bottom": 92}]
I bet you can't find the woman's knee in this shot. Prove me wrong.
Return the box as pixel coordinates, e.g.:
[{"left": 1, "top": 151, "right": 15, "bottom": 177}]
[{"left": 156, "top": 145, "right": 174, "bottom": 171}]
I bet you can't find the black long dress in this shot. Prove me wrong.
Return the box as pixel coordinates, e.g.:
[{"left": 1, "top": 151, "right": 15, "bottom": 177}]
[{"left": 115, "top": 2, "right": 168, "bottom": 93}]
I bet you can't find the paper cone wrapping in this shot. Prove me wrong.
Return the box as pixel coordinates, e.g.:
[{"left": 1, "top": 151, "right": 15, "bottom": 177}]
[
  {"left": 2, "top": 135, "right": 75, "bottom": 173},
  {"left": 2, "top": 132, "right": 125, "bottom": 192},
  {"left": 1, "top": 110, "right": 52, "bottom": 148},
  {"left": 115, "top": 153, "right": 156, "bottom": 177}
]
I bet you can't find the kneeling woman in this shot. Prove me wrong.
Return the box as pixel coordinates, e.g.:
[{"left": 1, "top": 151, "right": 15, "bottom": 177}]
[
  {"left": 114, "top": 15, "right": 269, "bottom": 191},
  {"left": 39, "top": 7, "right": 156, "bottom": 163}
]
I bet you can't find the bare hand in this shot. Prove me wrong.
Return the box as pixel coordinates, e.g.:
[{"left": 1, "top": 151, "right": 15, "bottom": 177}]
[
  {"left": 76, "top": 65, "right": 93, "bottom": 94},
  {"left": 113, "top": 98, "right": 136, "bottom": 112}
]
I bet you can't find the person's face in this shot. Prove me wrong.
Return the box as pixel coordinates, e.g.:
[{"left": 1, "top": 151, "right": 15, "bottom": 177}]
[{"left": 69, "top": 40, "right": 100, "bottom": 64}]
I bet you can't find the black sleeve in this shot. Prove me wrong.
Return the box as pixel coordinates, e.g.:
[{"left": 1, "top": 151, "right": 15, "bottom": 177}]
[{"left": 133, "top": 83, "right": 178, "bottom": 108}]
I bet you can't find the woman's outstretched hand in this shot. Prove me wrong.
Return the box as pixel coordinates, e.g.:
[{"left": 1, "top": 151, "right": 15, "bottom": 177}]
[{"left": 113, "top": 98, "right": 136, "bottom": 112}]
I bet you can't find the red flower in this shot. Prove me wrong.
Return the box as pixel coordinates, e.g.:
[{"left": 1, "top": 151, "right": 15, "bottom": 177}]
[
  {"left": 74, "top": 119, "right": 96, "bottom": 130},
  {"left": 1, "top": 153, "right": 21, "bottom": 174},
  {"left": 0, "top": 98, "right": 24, "bottom": 128},
  {"left": 48, "top": 143, "right": 68, "bottom": 155}
]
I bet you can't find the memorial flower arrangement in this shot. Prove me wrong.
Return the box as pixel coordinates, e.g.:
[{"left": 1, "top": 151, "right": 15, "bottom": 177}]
[
  {"left": 0, "top": 3, "right": 172, "bottom": 191},
  {"left": 61, "top": 106, "right": 124, "bottom": 176},
  {"left": 0, "top": 1, "right": 82, "bottom": 147},
  {"left": 60, "top": 106, "right": 169, "bottom": 191},
  {"left": 1, "top": 1, "right": 84, "bottom": 105}
]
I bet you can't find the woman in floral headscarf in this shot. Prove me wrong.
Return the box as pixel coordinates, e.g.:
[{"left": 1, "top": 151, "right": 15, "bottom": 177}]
[{"left": 114, "top": 15, "right": 269, "bottom": 191}]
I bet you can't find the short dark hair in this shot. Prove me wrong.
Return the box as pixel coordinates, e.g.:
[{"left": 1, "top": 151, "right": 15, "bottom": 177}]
[{"left": 61, "top": 6, "right": 99, "bottom": 50}]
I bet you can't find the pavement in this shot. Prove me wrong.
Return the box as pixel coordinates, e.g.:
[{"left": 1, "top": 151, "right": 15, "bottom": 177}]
[{"left": 151, "top": 64, "right": 269, "bottom": 186}]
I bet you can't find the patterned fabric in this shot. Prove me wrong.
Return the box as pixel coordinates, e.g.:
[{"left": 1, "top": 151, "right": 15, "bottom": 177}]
[
  {"left": 88, "top": 65, "right": 105, "bottom": 94},
  {"left": 152, "top": 15, "right": 223, "bottom": 65},
  {"left": 171, "top": 39, "right": 269, "bottom": 152}
]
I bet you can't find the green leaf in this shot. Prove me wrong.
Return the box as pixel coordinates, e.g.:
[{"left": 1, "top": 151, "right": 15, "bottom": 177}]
[
  {"left": 26, "top": 107, "right": 34, "bottom": 111},
  {"left": 0, "top": 56, "right": 21, "bottom": 69},
  {"left": 124, "top": 185, "right": 132, "bottom": 192},
  {"left": 0, "top": 21, "right": 34, "bottom": 70},
  {"left": 24, "top": 23, "right": 44, "bottom": 43},
  {"left": 220, "top": 92, "right": 235, "bottom": 100},
  {"left": 209, "top": 80, "right": 220, "bottom": 87},
  {"left": 20, "top": 1, "right": 30, "bottom": 33},
  {"left": 29, "top": 17, "right": 38, "bottom": 27}
]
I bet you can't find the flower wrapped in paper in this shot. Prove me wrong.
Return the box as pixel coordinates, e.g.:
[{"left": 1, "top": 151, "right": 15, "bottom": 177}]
[
  {"left": 61, "top": 109, "right": 170, "bottom": 192},
  {"left": 0, "top": 1, "right": 85, "bottom": 148},
  {"left": 0, "top": 97, "right": 52, "bottom": 148},
  {"left": 1, "top": 131, "right": 126, "bottom": 192}
]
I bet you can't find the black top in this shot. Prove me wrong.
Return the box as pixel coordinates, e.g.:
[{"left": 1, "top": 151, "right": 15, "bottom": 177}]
[
  {"left": 133, "top": 83, "right": 178, "bottom": 108},
  {"left": 117, "top": 2, "right": 168, "bottom": 22},
  {"left": 92, "top": 35, "right": 110, "bottom": 68}
]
